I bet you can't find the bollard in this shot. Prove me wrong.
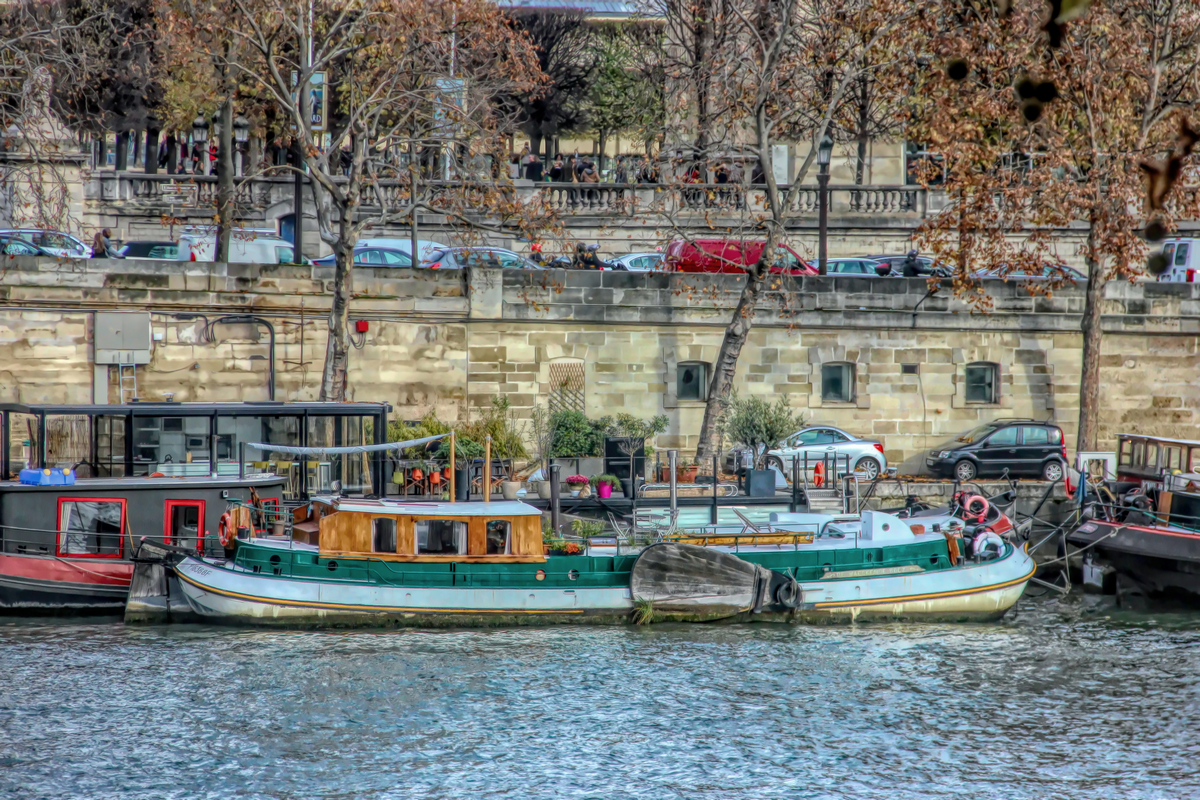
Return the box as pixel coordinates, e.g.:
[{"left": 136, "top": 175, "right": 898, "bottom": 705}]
[
  {"left": 238, "top": 442, "right": 245, "bottom": 481},
  {"left": 711, "top": 455, "right": 719, "bottom": 525},
  {"left": 549, "top": 463, "right": 561, "bottom": 536},
  {"left": 791, "top": 457, "right": 800, "bottom": 513},
  {"left": 668, "top": 449, "right": 678, "bottom": 516}
]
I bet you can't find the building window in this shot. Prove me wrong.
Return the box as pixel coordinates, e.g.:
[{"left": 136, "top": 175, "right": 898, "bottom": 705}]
[
  {"left": 677, "top": 362, "right": 709, "bottom": 401},
  {"left": 416, "top": 519, "right": 467, "bottom": 555},
  {"left": 821, "top": 363, "right": 855, "bottom": 403},
  {"left": 965, "top": 362, "right": 999, "bottom": 404},
  {"left": 56, "top": 498, "right": 126, "bottom": 558},
  {"left": 373, "top": 518, "right": 397, "bottom": 553},
  {"left": 485, "top": 520, "right": 511, "bottom": 555}
]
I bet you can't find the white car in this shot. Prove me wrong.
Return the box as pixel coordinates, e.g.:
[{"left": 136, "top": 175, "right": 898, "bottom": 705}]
[
  {"left": 177, "top": 232, "right": 300, "bottom": 264},
  {"left": 0, "top": 229, "right": 91, "bottom": 258},
  {"left": 765, "top": 426, "right": 888, "bottom": 480},
  {"left": 612, "top": 252, "right": 663, "bottom": 271}
]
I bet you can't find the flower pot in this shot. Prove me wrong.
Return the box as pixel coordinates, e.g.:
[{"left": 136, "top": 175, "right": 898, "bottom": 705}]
[
  {"left": 536, "top": 480, "right": 553, "bottom": 500},
  {"left": 678, "top": 466, "right": 699, "bottom": 484},
  {"left": 745, "top": 469, "right": 777, "bottom": 497},
  {"left": 597, "top": 483, "right": 613, "bottom": 499},
  {"left": 500, "top": 480, "right": 521, "bottom": 501},
  {"left": 569, "top": 488, "right": 582, "bottom": 498}
]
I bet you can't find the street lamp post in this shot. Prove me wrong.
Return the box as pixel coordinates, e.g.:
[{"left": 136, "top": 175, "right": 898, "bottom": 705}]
[
  {"left": 816, "top": 134, "right": 833, "bottom": 276},
  {"left": 192, "top": 115, "right": 209, "bottom": 176},
  {"left": 233, "top": 116, "right": 250, "bottom": 177}
]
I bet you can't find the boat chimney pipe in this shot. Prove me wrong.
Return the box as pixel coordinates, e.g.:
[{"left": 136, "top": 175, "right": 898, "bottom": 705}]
[
  {"left": 238, "top": 442, "right": 245, "bottom": 480},
  {"left": 483, "top": 435, "right": 492, "bottom": 502},
  {"left": 549, "top": 463, "right": 561, "bottom": 536},
  {"left": 668, "top": 449, "right": 678, "bottom": 515}
]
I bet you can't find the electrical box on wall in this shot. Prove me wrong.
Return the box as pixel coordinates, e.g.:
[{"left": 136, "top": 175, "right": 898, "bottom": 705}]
[
  {"left": 355, "top": 320, "right": 369, "bottom": 333},
  {"left": 94, "top": 311, "right": 152, "bottom": 365}
]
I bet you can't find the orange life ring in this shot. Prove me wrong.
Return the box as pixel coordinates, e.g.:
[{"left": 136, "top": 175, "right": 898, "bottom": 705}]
[
  {"left": 962, "top": 494, "right": 989, "bottom": 522},
  {"left": 813, "top": 461, "right": 825, "bottom": 488},
  {"left": 218, "top": 512, "right": 235, "bottom": 547}
]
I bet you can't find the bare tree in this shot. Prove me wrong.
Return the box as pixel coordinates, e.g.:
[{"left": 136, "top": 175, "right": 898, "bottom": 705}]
[{"left": 910, "top": 0, "right": 1200, "bottom": 450}]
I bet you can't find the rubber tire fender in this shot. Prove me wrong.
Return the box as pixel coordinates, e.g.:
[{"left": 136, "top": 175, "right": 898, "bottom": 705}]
[{"left": 774, "top": 578, "right": 801, "bottom": 609}]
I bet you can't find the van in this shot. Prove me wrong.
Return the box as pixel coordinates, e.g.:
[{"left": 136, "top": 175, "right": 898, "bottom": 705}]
[
  {"left": 1158, "top": 238, "right": 1199, "bottom": 283},
  {"left": 176, "top": 232, "right": 300, "bottom": 264},
  {"left": 663, "top": 239, "right": 816, "bottom": 275}
]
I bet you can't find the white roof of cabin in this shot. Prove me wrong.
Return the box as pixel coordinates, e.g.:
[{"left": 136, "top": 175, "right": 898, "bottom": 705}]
[{"left": 328, "top": 498, "right": 542, "bottom": 517}]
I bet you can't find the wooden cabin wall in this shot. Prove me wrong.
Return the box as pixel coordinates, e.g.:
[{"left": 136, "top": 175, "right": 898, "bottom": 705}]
[
  {"left": 513, "top": 516, "right": 542, "bottom": 556},
  {"left": 319, "top": 512, "right": 370, "bottom": 553}
]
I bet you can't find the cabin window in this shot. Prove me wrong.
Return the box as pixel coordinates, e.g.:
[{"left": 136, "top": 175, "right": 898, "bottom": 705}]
[
  {"left": 164, "top": 499, "right": 205, "bottom": 554},
  {"left": 1118, "top": 439, "right": 1132, "bottom": 467},
  {"left": 56, "top": 498, "right": 125, "bottom": 558},
  {"left": 486, "top": 520, "right": 511, "bottom": 555},
  {"left": 1164, "top": 446, "right": 1183, "bottom": 471},
  {"left": 416, "top": 519, "right": 467, "bottom": 555},
  {"left": 1190, "top": 447, "right": 1200, "bottom": 474},
  {"left": 1132, "top": 440, "right": 1145, "bottom": 467},
  {"left": 373, "top": 518, "right": 397, "bottom": 553}
]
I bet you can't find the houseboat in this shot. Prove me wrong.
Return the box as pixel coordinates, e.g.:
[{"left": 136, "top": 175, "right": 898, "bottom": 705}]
[
  {"left": 0, "top": 472, "right": 284, "bottom": 613},
  {"left": 157, "top": 493, "right": 1035, "bottom": 627},
  {"left": 1068, "top": 433, "right": 1200, "bottom": 606}
]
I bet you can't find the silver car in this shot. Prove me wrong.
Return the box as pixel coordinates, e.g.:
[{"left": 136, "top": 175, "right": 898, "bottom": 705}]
[
  {"left": 612, "top": 252, "right": 663, "bottom": 271},
  {"left": 765, "top": 426, "right": 887, "bottom": 480}
]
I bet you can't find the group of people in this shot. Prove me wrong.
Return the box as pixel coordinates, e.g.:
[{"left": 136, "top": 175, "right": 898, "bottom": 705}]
[{"left": 512, "top": 147, "right": 663, "bottom": 185}]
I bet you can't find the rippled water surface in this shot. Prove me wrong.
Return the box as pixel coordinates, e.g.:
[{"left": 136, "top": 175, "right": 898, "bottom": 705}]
[{"left": 3, "top": 594, "right": 1200, "bottom": 800}]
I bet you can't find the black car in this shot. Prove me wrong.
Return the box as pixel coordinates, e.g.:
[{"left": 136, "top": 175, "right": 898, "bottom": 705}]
[
  {"left": 863, "top": 254, "right": 952, "bottom": 278},
  {"left": 926, "top": 419, "right": 1067, "bottom": 482}
]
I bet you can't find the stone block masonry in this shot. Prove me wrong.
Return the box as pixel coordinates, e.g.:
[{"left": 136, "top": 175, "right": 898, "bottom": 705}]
[{"left": 0, "top": 257, "right": 1197, "bottom": 467}]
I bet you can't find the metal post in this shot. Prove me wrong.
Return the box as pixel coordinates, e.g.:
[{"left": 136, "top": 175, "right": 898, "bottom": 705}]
[
  {"left": 549, "top": 463, "right": 561, "bottom": 536},
  {"left": 483, "top": 435, "right": 492, "bottom": 502},
  {"left": 292, "top": 140, "right": 304, "bottom": 260},
  {"left": 448, "top": 431, "right": 456, "bottom": 503},
  {"left": 817, "top": 168, "right": 829, "bottom": 276},
  {"left": 238, "top": 441, "right": 246, "bottom": 480},
  {"left": 668, "top": 449, "right": 678, "bottom": 516},
  {"left": 711, "top": 455, "right": 719, "bottom": 526},
  {"left": 791, "top": 457, "right": 800, "bottom": 512}
]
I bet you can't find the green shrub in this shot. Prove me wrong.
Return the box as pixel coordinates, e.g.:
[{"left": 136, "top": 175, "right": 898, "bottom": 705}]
[
  {"left": 549, "top": 410, "right": 604, "bottom": 457},
  {"left": 571, "top": 518, "right": 605, "bottom": 538}
]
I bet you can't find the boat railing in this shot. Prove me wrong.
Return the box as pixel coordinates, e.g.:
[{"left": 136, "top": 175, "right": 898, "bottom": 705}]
[
  {"left": 0, "top": 522, "right": 192, "bottom": 557},
  {"left": 661, "top": 523, "right": 823, "bottom": 552}
]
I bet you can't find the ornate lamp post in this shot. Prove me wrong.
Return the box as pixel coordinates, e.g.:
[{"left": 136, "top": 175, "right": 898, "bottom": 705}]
[
  {"left": 233, "top": 116, "right": 250, "bottom": 177},
  {"left": 816, "top": 134, "right": 833, "bottom": 276},
  {"left": 192, "top": 115, "right": 209, "bottom": 175}
]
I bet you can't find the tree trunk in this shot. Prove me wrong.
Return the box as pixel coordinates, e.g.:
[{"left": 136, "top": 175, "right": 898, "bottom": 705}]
[
  {"left": 215, "top": 98, "right": 235, "bottom": 263},
  {"left": 319, "top": 214, "right": 355, "bottom": 402},
  {"left": 695, "top": 271, "right": 767, "bottom": 462},
  {"left": 165, "top": 132, "right": 177, "bottom": 174},
  {"left": 530, "top": 133, "right": 543, "bottom": 164},
  {"left": 115, "top": 131, "right": 127, "bottom": 171},
  {"left": 1076, "top": 220, "right": 1105, "bottom": 452},
  {"left": 598, "top": 131, "right": 607, "bottom": 173},
  {"left": 144, "top": 129, "right": 159, "bottom": 175}
]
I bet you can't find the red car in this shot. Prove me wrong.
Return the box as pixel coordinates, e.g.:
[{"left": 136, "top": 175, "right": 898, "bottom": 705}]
[{"left": 664, "top": 239, "right": 816, "bottom": 275}]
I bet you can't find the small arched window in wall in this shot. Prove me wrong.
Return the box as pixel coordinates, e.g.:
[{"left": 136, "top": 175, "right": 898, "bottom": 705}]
[
  {"left": 965, "top": 362, "right": 999, "bottom": 404},
  {"left": 677, "top": 362, "right": 709, "bottom": 401},
  {"left": 821, "top": 362, "right": 856, "bottom": 403}
]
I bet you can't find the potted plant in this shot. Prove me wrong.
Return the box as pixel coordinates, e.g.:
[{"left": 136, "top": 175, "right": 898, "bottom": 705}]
[
  {"left": 677, "top": 461, "right": 700, "bottom": 483},
  {"left": 722, "top": 393, "right": 803, "bottom": 497},
  {"left": 530, "top": 406, "right": 555, "bottom": 500},
  {"left": 592, "top": 473, "right": 620, "bottom": 499},
  {"left": 565, "top": 474, "right": 589, "bottom": 497}
]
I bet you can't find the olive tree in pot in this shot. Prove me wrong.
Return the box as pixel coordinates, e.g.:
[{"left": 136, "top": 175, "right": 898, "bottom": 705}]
[
  {"left": 721, "top": 394, "right": 802, "bottom": 497},
  {"left": 603, "top": 413, "right": 669, "bottom": 498},
  {"left": 529, "top": 406, "right": 555, "bottom": 499}
]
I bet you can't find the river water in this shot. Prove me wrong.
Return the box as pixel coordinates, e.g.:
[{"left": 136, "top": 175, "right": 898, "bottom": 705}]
[{"left": 2, "top": 594, "right": 1199, "bottom": 800}]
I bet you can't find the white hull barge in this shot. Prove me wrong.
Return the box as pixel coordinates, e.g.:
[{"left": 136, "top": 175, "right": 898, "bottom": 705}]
[{"left": 153, "top": 499, "right": 1034, "bottom": 627}]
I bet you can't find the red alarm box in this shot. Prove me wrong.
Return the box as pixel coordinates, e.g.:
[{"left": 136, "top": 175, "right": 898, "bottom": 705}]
[{"left": 355, "top": 320, "right": 369, "bottom": 333}]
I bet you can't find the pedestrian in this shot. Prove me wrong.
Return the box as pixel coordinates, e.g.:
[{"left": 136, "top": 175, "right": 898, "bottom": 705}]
[
  {"left": 614, "top": 156, "right": 629, "bottom": 184},
  {"left": 581, "top": 159, "right": 600, "bottom": 206},
  {"left": 91, "top": 228, "right": 119, "bottom": 259},
  {"left": 190, "top": 142, "right": 202, "bottom": 175},
  {"left": 549, "top": 155, "right": 565, "bottom": 182},
  {"left": 524, "top": 152, "right": 543, "bottom": 182},
  {"left": 157, "top": 139, "right": 168, "bottom": 170},
  {"left": 902, "top": 249, "right": 927, "bottom": 277},
  {"left": 728, "top": 160, "right": 745, "bottom": 208},
  {"left": 714, "top": 162, "right": 729, "bottom": 206},
  {"left": 750, "top": 160, "right": 766, "bottom": 185}
]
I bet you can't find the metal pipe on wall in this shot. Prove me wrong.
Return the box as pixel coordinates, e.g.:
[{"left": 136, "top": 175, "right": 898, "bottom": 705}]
[{"left": 549, "top": 463, "right": 561, "bottom": 536}]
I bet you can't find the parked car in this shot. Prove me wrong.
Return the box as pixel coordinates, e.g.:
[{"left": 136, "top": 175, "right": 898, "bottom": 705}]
[
  {"left": 1155, "top": 238, "right": 1198, "bottom": 283},
  {"left": 818, "top": 258, "right": 889, "bottom": 276},
  {"left": 723, "top": 426, "right": 887, "bottom": 480},
  {"left": 862, "top": 254, "right": 951, "bottom": 277},
  {"left": 977, "top": 262, "right": 1084, "bottom": 282},
  {"left": 311, "top": 247, "right": 411, "bottom": 267},
  {"left": 176, "top": 232, "right": 300, "bottom": 264},
  {"left": 117, "top": 241, "right": 178, "bottom": 260},
  {"left": 612, "top": 252, "right": 664, "bottom": 271},
  {"left": 0, "top": 236, "right": 52, "bottom": 256},
  {"left": 0, "top": 229, "right": 91, "bottom": 258},
  {"left": 664, "top": 239, "right": 816, "bottom": 276},
  {"left": 357, "top": 238, "right": 448, "bottom": 262},
  {"left": 926, "top": 419, "right": 1067, "bottom": 481},
  {"left": 421, "top": 247, "right": 542, "bottom": 270}
]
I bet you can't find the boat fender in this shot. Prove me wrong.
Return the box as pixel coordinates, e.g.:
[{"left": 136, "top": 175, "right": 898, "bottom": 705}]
[
  {"left": 813, "top": 461, "right": 825, "bottom": 488},
  {"left": 972, "top": 530, "right": 1004, "bottom": 561},
  {"left": 962, "top": 494, "right": 989, "bottom": 522},
  {"left": 149, "top": 472, "right": 166, "bottom": 478},
  {"left": 774, "top": 579, "right": 801, "bottom": 609},
  {"left": 218, "top": 512, "right": 236, "bottom": 548}
]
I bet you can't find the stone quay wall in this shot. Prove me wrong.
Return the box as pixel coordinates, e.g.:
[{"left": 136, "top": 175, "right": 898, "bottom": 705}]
[{"left": 0, "top": 257, "right": 1197, "bottom": 469}]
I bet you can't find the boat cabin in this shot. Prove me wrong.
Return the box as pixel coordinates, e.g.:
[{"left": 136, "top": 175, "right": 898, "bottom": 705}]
[
  {"left": 291, "top": 498, "right": 546, "bottom": 563},
  {"left": 0, "top": 474, "right": 285, "bottom": 560},
  {"left": 1116, "top": 434, "right": 1200, "bottom": 484}
]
